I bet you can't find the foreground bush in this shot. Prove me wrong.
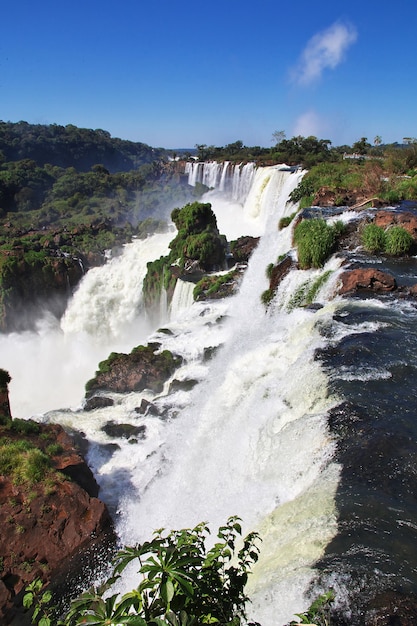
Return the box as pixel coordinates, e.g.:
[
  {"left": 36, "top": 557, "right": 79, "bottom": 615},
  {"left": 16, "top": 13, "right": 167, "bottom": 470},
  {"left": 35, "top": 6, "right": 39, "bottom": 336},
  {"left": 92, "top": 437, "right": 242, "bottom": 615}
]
[{"left": 25, "top": 517, "right": 261, "bottom": 626}]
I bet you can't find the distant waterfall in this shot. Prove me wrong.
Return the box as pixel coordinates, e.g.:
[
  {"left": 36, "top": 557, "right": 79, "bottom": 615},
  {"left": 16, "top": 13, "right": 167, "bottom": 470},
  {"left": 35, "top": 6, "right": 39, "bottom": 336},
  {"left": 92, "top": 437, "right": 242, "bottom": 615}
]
[{"left": 185, "top": 161, "right": 257, "bottom": 204}]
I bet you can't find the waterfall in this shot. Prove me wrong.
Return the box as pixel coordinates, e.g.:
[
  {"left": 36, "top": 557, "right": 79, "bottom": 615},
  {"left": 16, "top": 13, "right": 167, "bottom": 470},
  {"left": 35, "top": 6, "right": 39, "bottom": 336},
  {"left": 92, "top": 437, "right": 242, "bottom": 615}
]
[
  {"left": 3, "top": 160, "right": 417, "bottom": 623},
  {"left": 186, "top": 160, "right": 257, "bottom": 205},
  {"left": 86, "top": 167, "right": 339, "bottom": 626},
  {"left": 169, "top": 279, "right": 195, "bottom": 319},
  {"left": 61, "top": 231, "right": 172, "bottom": 340}
]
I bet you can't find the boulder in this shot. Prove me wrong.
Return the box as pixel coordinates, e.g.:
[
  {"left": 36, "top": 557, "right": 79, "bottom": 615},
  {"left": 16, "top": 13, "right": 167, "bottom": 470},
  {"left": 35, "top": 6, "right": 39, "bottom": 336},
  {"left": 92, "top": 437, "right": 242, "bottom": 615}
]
[
  {"left": 338, "top": 268, "right": 397, "bottom": 295},
  {"left": 85, "top": 345, "right": 182, "bottom": 396},
  {"left": 229, "top": 236, "right": 259, "bottom": 264},
  {"left": 269, "top": 255, "right": 295, "bottom": 291}
]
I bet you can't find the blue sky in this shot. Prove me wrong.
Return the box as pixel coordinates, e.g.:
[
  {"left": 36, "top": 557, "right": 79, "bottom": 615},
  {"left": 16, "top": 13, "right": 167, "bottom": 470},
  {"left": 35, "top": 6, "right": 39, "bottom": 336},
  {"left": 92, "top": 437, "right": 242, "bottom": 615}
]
[{"left": 1, "top": 0, "right": 416, "bottom": 149}]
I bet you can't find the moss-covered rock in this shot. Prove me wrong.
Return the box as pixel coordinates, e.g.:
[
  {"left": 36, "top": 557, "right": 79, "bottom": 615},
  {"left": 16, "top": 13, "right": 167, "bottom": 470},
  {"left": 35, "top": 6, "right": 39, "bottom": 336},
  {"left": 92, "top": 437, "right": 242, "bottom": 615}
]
[
  {"left": 142, "top": 201, "right": 227, "bottom": 313},
  {"left": 85, "top": 344, "right": 182, "bottom": 396}
]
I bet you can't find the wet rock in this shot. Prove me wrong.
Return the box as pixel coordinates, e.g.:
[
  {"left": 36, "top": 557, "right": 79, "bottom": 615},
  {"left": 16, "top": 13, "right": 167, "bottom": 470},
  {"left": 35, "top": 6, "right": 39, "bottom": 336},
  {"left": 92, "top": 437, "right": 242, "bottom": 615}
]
[
  {"left": 85, "top": 344, "right": 182, "bottom": 396},
  {"left": 135, "top": 398, "right": 160, "bottom": 416},
  {"left": 365, "top": 590, "right": 417, "bottom": 625},
  {"left": 101, "top": 420, "right": 146, "bottom": 440},
  {"left": 83, "top": 395, "right": 114, "bottom": 411},
  {"left": 338, "top": 268, "right": 397, "bottom": 295},
  {"left": 374, "top": 210, "right": 417, "bottom": 239},
  {"left": 169, "top": 378, "right": 199, "bottom": 393},
  {"left": 229, "top": 236, "right": 259, "bottom": 263},
  {"left": 269, "top": 255, "right": 295, "bottom": 291}
]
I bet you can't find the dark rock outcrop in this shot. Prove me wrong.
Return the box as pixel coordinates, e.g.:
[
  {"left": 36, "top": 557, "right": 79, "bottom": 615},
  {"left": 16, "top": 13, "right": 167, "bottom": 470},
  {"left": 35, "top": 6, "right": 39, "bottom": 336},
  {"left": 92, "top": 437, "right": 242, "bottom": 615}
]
[
  {"left": 269, "top": 255, "right": 296, "bottom": 291},
  {"left": 229, "top": 236, "right": 260, "bottom": 264}
]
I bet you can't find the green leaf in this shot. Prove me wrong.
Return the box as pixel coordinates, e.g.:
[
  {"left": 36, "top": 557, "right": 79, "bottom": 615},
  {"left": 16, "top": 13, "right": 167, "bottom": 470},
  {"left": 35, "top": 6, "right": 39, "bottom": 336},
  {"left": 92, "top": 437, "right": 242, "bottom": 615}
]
[
  {"left": 41, "top": 590, "right": 52, "bottom": 604},
  {"left": 161, "top": 579, "right": 175, "bottom": 605},
  {"left": 38, "top": 617, "right": 51, "bottom": 626},
  {"left": 23, "top": 592, "right": 34, "bottom": 609}
]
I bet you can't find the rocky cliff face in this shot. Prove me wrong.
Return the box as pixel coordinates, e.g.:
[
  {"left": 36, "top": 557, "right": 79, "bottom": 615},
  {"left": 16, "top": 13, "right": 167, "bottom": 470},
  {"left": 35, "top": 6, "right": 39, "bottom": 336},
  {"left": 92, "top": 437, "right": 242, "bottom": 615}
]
[{"left": 0, "top": 380, "right": 115, "bottom": 624}]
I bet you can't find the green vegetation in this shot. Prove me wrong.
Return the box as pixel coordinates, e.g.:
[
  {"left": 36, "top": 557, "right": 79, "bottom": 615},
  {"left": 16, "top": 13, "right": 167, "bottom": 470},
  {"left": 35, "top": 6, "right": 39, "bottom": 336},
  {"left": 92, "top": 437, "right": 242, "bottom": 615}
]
[
  {"left": 143, "top": 201, "right": 227, "bottom": 311},
  {"left": 196, "top": 135, "right": 334, "bottom": 168},
  {"left": 193, "top": 269, "right": 239, "bottom": 300},
  {"left": 361, "top": 223, "right": 386, "bottom": 253},
  {"left": 0, "top": 121, "right": 167, "bottom": 173},
  {"left": 293, "top": 219, "right": 337, "bottom": 269},
  {"left": 289, "top": 140, "right": 417, "bottom": 208},
  {"left": 261, "top": 288, "right": 275, "bottom": 306},
  {"left": 24, "top": 517, "right": 261, "bottom": 626},
  {"left": 384, "top": 225, "right": 414, "bottom": 254},
  {"left": 0, "top": 438, "right": 52, "bottom": 485},
  {"left": 278, "top": 212, "right": 297, "bottom": 230},
  {"left": 361, "top": 223, "right": 413, "bottom": 255},
  {"left": 290, "top": 590, "right": 335, "bottom": 626}
]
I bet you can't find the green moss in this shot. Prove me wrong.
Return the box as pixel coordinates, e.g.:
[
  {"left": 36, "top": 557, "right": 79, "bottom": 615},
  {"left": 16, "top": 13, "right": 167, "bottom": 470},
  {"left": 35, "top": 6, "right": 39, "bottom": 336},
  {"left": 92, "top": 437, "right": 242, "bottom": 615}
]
[
  {"left": 278, "top": 212, "right": 297, "bottom": 230},
  {"left": 287, "top": 281, "right": 311, "bottom": 310},
  {"left": 261, "top": 288, "right": 275, "bottom": 306},
  {"left": 305, "top": 270, "right": 332, "bottom": 303},
  {"left": 266, "top": 263, "right": 274, "bottom": 279}
]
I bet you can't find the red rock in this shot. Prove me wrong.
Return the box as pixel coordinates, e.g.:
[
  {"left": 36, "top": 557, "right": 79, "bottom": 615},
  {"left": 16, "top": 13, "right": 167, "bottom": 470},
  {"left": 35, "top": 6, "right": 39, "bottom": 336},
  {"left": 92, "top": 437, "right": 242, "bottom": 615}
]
[
  {"left": 338, "top": 268, "right": 397, "bottom": 295},
  {"left": 374, "top": 210, "right": 417, "bottom": 239},
  {"left": 0, "top": 415, "right": 115, "bottom": 623}
]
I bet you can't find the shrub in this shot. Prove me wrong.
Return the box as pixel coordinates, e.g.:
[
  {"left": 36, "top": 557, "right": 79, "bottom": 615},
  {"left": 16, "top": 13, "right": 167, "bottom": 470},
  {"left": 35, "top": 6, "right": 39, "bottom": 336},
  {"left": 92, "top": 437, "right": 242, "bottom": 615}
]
[
  {"left": 384, "top": 226, "right": 413, "bottom": 255},
  {"left": 261, "top": 288, "right": 275, "bottom": 306},
  {"left": 278, "top": 212, "right": 297, "bottom": 230},
  {"left": 294, "top": 218, "right": 336, "bottom": 269},
  {"left": 361, "top": 223, "right": 386, "bottom": 253},
  {"left": 10, "top": 419, "right": 41, "bottom": 436},
  {"left": 266, "top": 262, "right": 274, "bottom": 279},
  {"left": 25, "top": 517, "right": 261, "bottom": 626},
  {"left": 46, "top": 443, "right": 64, "bottom": 456}
]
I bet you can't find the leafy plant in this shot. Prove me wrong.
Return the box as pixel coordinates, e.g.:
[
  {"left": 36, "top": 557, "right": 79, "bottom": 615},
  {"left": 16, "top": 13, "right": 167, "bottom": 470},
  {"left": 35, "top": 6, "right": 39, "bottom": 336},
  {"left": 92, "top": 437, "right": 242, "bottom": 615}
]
[
  {"left": 23, "top": 578, "right": 54, "bottom": 626},
  {"left": 290, "top": 590, "right": 335, "bottom": 626},
  {"left": 25, "top": 517, "right": 261, "bottom": 626}
]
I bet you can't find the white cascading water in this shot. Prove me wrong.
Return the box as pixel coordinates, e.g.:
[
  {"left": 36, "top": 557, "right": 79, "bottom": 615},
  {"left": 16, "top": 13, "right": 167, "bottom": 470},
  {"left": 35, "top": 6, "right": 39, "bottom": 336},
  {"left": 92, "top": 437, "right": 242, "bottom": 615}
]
[
  {"left": 0, "top": 231, "right": 173, "bottom": 418},
  {"left": 0, "top": 163, "right": 342, "bottom": 624}
]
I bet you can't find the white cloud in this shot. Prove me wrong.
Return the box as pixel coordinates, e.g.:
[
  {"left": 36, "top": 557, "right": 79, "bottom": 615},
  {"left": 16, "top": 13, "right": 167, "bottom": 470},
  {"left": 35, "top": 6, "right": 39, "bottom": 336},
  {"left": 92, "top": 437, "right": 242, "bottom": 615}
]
[
  {"left": 292, "top": 21, "right": 357, "bottom": 86},
  {"left": 292, "top": 111, "right": 325, "bottom": 137}
]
